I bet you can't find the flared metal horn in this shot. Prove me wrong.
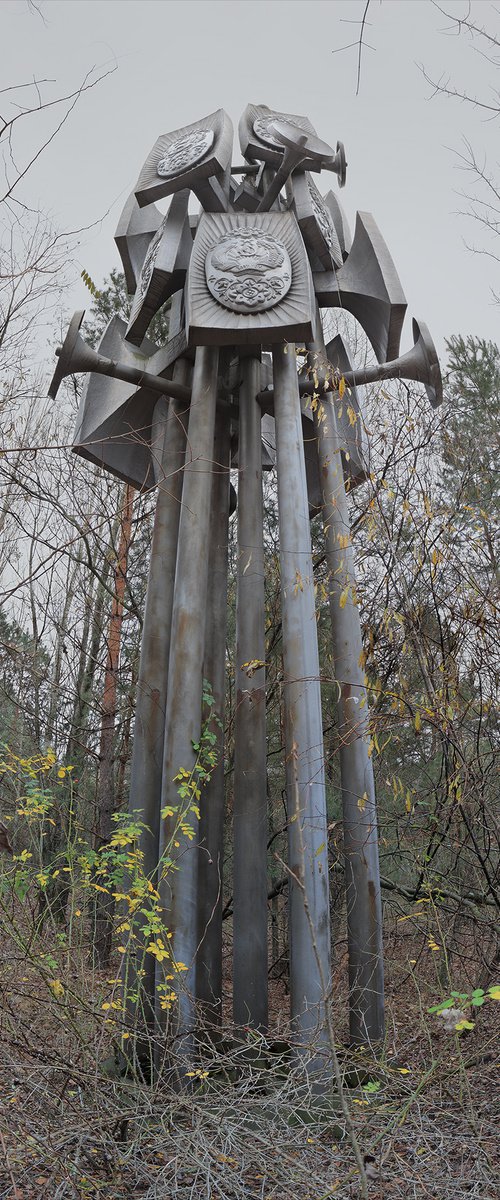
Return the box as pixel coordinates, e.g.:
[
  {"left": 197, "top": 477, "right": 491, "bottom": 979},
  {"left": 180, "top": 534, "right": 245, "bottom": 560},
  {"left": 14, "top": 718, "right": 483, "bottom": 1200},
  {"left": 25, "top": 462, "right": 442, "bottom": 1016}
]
[
  {"left": 48, "top": 311, "right": 191, "bottom": 404},
  {"left": 343, "top": 318, "right": 443, "bottom": 408},
  {"left": 313, "top": 211, "right": 407, "bottom": 362},
  {"left": 323, "top": 140, "right": 347, "bottom": 187},
  {"left": 49, "top": 312, "right": 94, "bottom": 399}
]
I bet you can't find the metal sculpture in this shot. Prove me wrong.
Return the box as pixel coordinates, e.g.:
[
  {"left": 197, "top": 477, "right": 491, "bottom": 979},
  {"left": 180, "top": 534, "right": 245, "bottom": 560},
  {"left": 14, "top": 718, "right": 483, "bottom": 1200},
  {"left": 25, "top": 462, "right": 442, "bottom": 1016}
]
[{"left": 49, "top": 104, "right": 443, "bottom": 1083}]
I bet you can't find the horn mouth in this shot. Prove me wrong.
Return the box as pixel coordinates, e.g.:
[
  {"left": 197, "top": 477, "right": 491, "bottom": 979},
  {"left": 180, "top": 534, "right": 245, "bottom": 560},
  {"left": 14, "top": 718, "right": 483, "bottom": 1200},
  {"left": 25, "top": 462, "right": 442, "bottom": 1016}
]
[
  {"left": 48, "top": 311, "right": 85, "bottom": 399},
  {"left": 335, "top": 141, "right": 347, "bottom": 188},
  {"left": 412, "top": 318, "right": 443, "bottom": 408}
]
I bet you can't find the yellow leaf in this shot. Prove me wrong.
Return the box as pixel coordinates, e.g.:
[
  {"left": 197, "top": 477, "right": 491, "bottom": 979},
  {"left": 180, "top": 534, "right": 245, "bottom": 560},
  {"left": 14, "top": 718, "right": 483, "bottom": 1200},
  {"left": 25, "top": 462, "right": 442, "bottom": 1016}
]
[
  {"left": 339, "top": 587, "right": 349, "bottom": 609},
  {"left": 241, "top": 658, "right": 267, "bottom": 677},
  {"left": 48, "top": 979, "right": 64, "bottom": 999},
  {"left": 414, "top": 710, "right": 421, "bottom": 733},
  {"left": 488, "top": 986, "right": 500, "bottom": 1000},
  {"left": 293, "top": 570, "right": 304, "bottom": 595},
  {"left": 357, "top": 792, "right": 367, "bottom": 812},
  {"left": 347, "top": 404, "right": 357, "bottom": 426},
  {"left": 338, "top": 376, "right": 346, "bottom": 399}
]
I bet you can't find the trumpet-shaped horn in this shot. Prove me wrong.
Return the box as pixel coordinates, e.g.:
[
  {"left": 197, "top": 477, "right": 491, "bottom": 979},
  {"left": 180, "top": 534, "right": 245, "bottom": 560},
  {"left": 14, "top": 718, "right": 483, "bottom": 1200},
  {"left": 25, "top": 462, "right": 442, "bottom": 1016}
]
[
  {"left": 342, "top": 318, "right": 443, "bottom": 408},
  {"left": 256, "top": 320, "right": 442, "bottom": 411},
  {"left": 48, "top": 311, "right": 191, "bottom": 404},
  {"left": 323, "top": 141, "right": 347, "bottom": 187},
  {"left": 294, "top": 319, "right": 443, "bottom": 409}
]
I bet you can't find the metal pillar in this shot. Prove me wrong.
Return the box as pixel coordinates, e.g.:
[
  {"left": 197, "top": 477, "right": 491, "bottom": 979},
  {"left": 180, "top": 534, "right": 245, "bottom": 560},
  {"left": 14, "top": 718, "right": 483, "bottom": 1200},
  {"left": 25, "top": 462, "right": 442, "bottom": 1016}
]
[
  {"left": 157, "top": 345, "right": 219, "bottom": 1059},
  {"left": 123, "top": 360, "right": 190, "bottom": 1060},
  {"left": 196, "top": 407, "right": 231, "bottom": 1030},
  {"left": 233, "top": 354, "right": 268, "bottom": 1032},
  {"left": 272, "top": 343, "right": 331, "bottom": 1077},
  {"left": 309, "top": 338, "right": 385, "bottom": 1046}
]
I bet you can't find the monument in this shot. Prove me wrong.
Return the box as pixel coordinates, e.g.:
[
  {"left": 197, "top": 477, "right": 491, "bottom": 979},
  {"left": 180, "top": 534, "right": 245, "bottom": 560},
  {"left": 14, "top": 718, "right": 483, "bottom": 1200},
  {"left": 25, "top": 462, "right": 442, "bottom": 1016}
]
[{"left": 49, "top": 104, "right": 442, "bottom": 1083}]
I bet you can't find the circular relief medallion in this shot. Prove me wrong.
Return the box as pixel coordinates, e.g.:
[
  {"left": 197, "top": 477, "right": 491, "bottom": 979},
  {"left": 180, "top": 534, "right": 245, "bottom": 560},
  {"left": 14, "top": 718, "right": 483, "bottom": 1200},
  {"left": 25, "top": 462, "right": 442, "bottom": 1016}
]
[
  {"left": 205, "top": 228, "right": 292, "bottom": 314},
  {"left": 308, "top": 179, "right": 338, "bottom": 257},
  {"left": 139, "top": 217, "right": 167, "bottom": 296},
  {"left": 157, "top": 129, "right": 214, "bottom": 178},
  {"left": 253, "top": 113, "right": 308, "bottom": 149}
]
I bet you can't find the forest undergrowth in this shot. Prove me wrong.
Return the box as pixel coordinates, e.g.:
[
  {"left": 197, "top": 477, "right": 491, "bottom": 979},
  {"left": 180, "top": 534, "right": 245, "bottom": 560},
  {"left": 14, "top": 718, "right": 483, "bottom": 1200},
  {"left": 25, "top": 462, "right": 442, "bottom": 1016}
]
[{"left": 1, "top": 880, "right": 498, "bottom": 1200}]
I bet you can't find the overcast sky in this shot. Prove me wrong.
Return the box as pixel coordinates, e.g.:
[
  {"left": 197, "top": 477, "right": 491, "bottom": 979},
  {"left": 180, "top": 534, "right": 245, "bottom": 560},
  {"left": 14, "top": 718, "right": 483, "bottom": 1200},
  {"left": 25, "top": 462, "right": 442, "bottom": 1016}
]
[{"left": 3, "top": 0, "right": 500, "bottom": 366}]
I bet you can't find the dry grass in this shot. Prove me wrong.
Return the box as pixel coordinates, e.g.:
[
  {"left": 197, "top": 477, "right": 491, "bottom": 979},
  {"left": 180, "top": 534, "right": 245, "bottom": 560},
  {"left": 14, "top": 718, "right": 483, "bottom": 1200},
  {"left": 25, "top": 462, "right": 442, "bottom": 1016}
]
[{"left": 1, "top": 906, "right": 498, "bottom": 1200}]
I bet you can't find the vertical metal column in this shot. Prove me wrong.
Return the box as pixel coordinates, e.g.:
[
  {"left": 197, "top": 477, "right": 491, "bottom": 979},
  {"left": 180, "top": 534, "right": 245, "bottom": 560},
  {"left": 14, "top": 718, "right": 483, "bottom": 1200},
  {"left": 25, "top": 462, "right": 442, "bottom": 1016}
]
[
  {"left": 272, "top": 344, "right": 331, "bottom": 1078},
  {"left": 196, "top": 408, "right": 231, "bottom": 1030},
  {"left": 309, "top": 337, "right": 385, "bottom": 1046},
  {"left": 158, "top": 345, "right": 219, "bottom": 1057},
  {"left": 233, "top": 354, "right": 268, "bottom": 1032},
  {"left": 123, "top": 360, "right": 190, "bottom": 1058}
]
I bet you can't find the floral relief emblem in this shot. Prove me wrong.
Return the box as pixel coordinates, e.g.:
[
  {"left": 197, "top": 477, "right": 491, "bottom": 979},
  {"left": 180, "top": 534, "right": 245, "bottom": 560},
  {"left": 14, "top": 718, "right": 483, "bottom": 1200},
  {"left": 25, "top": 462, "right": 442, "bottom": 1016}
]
[
  {"left": 308, "top": 179, "right": 339, "bottom": 260},
  {"left": 139, "top": 217, "right": 168, "bottom": 296},
  {"left": 205, "top": 229, "right": 292, "bottom": 314},
  {"left": 253, "top": 113, "right": 309, "bottom": 149},
  {"left": 157, "top": 129, "right": 214, "bottom": 178}
]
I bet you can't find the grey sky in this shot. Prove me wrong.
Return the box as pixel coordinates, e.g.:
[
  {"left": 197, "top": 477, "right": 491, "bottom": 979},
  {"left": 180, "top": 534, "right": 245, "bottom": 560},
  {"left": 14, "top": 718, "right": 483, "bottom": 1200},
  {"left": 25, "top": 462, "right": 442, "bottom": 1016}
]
[{"left": 3, "top": 0, "right": 500, "bottom": 364}]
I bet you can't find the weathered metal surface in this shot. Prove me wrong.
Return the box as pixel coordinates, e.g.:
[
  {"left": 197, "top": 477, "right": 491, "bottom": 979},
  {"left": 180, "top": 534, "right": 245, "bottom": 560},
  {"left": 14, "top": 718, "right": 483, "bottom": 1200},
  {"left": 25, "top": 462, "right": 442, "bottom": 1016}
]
[
  {"left": 256, "top": 121, "right": 337, "bottom": 213},
  {"left": 115, "top": 191, "right": 163, "bottom": 295},
  {"left": 196, "top": 408, "right": 231, "bottom": 1029},
  {"left": 301, "top": 335, "right": 369, "bottom": 509},
  {"left": 186, "top": 212, "right": 315, "bottom": 346},
  {"left": 51, "top": 311, "right": 191, "bottom": 409},
  {"left": 125, "top": 190, "right": 193, "bottom": 347},
  {"left": 135, "top": 110, "right": 233, "bottom": 210},
  {"left": 313, "top": 211, "right": 407, "bottom": 363},
  {"left": 308, "top": 332, "right": 385, "bottom": 1046},
  {"left": 229, "top": 173, "right": 260, "bottom": 212},
  {"left": 291, "top": 172, "right": 343, "bottom": 270},
  {"left": 239, "top": 104, "right": 318, "bottom": 169},
  {"left": 157, "top": 345, "right": 219, "bottom": 1060},
  {"left": 272, "top": 343, "right": 331, "bottom": 1082},
  {"left": 48, "top": 103, "right": 444, "bottom": 1081},
  {"left": 333, "top": 318, "right": 443, "bottom": 408},
  {"left": 123, "top": 362, "right": 190, "bottom": 1057},
  {"left": 233, "top": 354, "right": 269, "bottom": 1032},
  {"left": 258, "top": 341, "right": 369, "bottom": 511},
  {"left": 72, "top": 315, "right": 162, "bottom": 489},
  {"left": 260, "top": 321, "right": 443, "bottom": 413},
  {"left": 323, "top": 189, "right": 352, "bottom": 260}
]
